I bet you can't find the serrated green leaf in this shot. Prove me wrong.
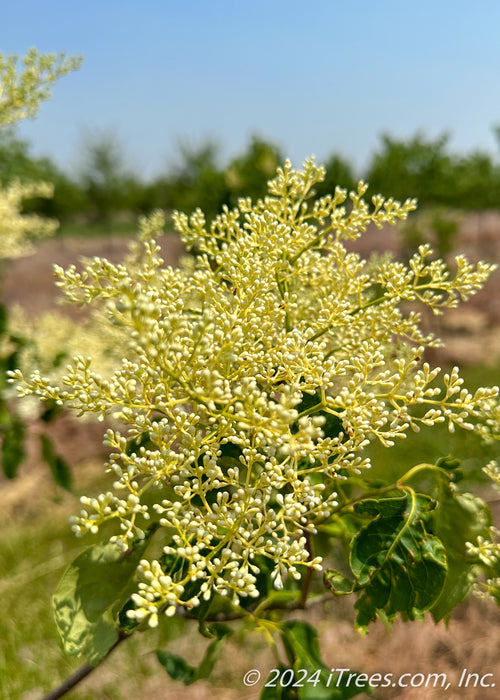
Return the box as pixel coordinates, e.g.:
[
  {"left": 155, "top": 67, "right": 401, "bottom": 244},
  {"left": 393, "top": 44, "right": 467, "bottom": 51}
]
[
  {"left": 53, "top": 529, "right": 155, "bottom": 665},
  {"left": 353, "top": 494, "right": 408, "bottom": 519},
  {"left": 431, "top": 488, "right": 491, "bottom": 622},
  {"left": 350, "top": 492, "right": 447, "bottom": 630}
]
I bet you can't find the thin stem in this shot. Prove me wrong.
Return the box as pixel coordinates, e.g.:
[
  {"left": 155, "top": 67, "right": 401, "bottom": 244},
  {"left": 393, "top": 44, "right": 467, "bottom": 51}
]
[
  {"left": 308, "top": 293, "right": 389, "bottom": 343},
  {"left": 275, "top": 271, "right": 291, "bottom": 332},
  {"left": 40, "top": 631, "right": 128, "bottom": 700},
  {"left": 331, "top": 483, "right": 401, "bottom": 515},
  {"left": 398, "top": 462, "right": 448, "bottom": 484},
  {"left": 297, "top": 531, "right": 314, "bottom": 608}
]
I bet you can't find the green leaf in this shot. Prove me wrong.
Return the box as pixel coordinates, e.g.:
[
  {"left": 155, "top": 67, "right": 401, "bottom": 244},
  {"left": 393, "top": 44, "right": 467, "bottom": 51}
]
[
  {"left": 281, "top": 621, "right": 370, "bottom": 698},
  {"left": 1, "top": 417, "right": 25, "bottom": 479},
  {"left": 435, "top": 455, "right": 462, "bottom": 471},
  {"left": 324, "top": 570, "right": 356, "bottom": 596},
  {"left": 281, "top": 620, "right": 326, "bottom": 675},
  {"left": 435, "top": 456, "right": 464, "bottom": 483},
  {"left": 117, "top": 598, "right": 141, "bottom": 634},
  {"left": 264, "top": 589, "right": 299, "bottom": 606},
  {"left": 126, "top": 430, "right": 154, "bottom": 456},
  {"left": 218, "top": 441, "right": 244, "bottom": 470},
  {"left": 0, "top": 398, "right": 10, "bottom": 427},
  {"left": 156, "top": 624, "right": 232, "bottom": 685},
  {"left": 53, "top": 529, "right": 155, "bottom": 665},
  {"left": 156, "top": 650, "right": 195, "bottom": 684},
  {"left": 40, "top": 433, "right": 72, "bottom": 490},
  {"left": 353, "top": 494, "right": 408, "bottom": 520},
  {"left": 431, "top": 487, "right": 491, "bottom": 622},
  {"left": 350, "top": 492, "right": 447, "bottom": 630},
  {"left": 196, "top": 630, "right": 229, "bottom": 679},
  {"left": 83, "top": 613, "right": 119, "bottom": 667},
  {"left": 158, "top": 548, "right": 234, "bottom": 630}
]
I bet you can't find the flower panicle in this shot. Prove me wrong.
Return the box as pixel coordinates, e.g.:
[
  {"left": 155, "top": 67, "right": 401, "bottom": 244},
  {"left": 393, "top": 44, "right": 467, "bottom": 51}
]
[{"left": 11, "top": 158, "right": 500, "bottom": 626}]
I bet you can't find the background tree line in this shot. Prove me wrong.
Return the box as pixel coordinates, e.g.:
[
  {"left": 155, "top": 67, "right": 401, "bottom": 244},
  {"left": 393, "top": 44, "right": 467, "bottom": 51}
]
[{"left": 2, "top": 127, "right": 500, "bottom": 228}]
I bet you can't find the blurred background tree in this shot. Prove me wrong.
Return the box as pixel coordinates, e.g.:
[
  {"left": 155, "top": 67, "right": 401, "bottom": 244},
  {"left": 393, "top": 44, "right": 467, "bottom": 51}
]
[
  {"left": 0, "top": 128, "right": 87, "bottom": 220},
  {"left": 314, "top": 152, "right": 357, "bottom": 196},
  {"left": 2, "top": 127, "right": 500, "bottom": 230},
  {"left": 225, "top": 135, "right": 283, "bottom": 203},
  {"left": 365, "top": 132, "right": 455, "bottom": 205},
  {"left": 77, "top": 130, "right": 139, "bottom": 222},
  {"left": 159, "top": 139, "right": 228, "bottom": 220}
]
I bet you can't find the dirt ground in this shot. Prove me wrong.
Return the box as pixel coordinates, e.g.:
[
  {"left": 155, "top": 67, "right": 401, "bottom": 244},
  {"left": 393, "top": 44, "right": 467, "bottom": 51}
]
[{"left": 2, "top": 216, "right": 500, "bottom": 699}]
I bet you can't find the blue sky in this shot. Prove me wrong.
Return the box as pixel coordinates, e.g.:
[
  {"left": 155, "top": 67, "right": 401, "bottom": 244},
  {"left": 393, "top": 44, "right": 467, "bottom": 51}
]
[{"left": 3, "top": 0, "right": 500, "bottom": 179}]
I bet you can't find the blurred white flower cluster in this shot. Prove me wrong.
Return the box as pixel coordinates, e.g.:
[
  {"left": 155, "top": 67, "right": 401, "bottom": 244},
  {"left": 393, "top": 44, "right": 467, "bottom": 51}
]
[
  {"left": 4, "top": 305, "right": 125, "bottom": 419},
  {"left": 467, "top": 461, "right": 500, "bottom": 603},
  {"left": 0, "top": 48, "right": 82, "bottom": 259},
  {"left": 0, "top": 180, "right": 57, "bottom": 259},
  {"left": 0, "top": 48, "right": 82, "bottom": 428},
  {"left": 0, "top": 48, "right": 82, "bottom": 128}
]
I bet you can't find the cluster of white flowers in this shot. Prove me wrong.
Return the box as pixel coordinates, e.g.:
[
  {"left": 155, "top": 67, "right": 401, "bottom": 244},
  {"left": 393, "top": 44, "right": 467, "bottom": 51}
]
[
  {"left": 467, "top": 461, "right": 500, "bottom": 602},
  {"left": 0, "top": 49, "right": 82, "bottom": 433},
  {"left": 466, "top": 532, "right": 500, "bottom": 568},
  {"left": 0, "top": 49, "right": 82, "bottom": 259},
  {"left": 0, "top": 180, "right": 58, "bottom": 259},
  {"left": 3, "top": 305, "right": 127, "bottom": 418},
  {"left": 11, "top": 159, "right": 500, "bottom": 625},
  {"left": 0, "top": 48, "right": 82, "bottom": 128}
]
